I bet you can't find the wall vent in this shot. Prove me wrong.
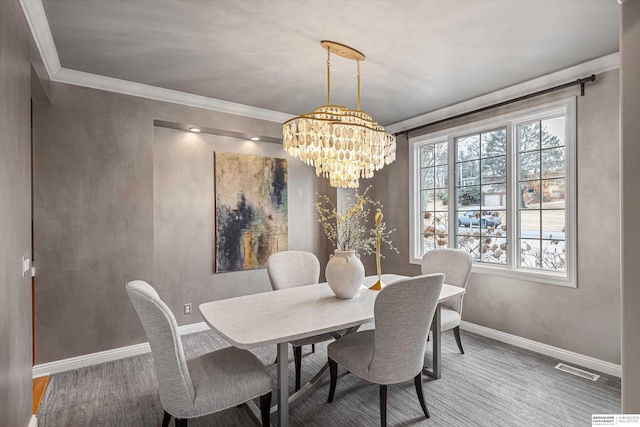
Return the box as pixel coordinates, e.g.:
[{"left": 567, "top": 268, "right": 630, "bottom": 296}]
[{"left": 555, "top": 363, "right": 600, "bottom": 381}]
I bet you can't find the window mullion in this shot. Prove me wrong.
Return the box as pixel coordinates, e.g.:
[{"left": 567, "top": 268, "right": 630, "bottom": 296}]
[
  {"left": 448, "top": 135, "right": 455, "bottom": 248},
  {"left": 506, "top": 121, "right": 517, "bottom": 270},
  {"left": 410, "top": 141, "right": 420, "bottom": 262}
]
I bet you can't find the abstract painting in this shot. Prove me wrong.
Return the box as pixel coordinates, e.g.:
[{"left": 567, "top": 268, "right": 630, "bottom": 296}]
[{"left": 214, "top": 152, "right": 288, "bottom": 273}]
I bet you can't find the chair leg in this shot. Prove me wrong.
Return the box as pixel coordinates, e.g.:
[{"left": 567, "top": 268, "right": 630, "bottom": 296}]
[
  {"left": 453, "top": 326, "right": 464, "bottom": 354},
  {"left": 162, "top": 411, "right": 172, "bottom": 427},
  {"left": 328, "top": 358, "right": 338, "bottom": 402},
  {"left": 174, "top": 418, "right": 187, "bottom": 427},
  {"left": 260, "top": 392, "right": 272, "bottom": 427},
  {"left": 294, "top": 345, "right": 302, "bottom": 391},
  {"left": 379, "top": 384, "right": 387, "bottom": 427},
  {"left": 312, "top": 343, "right": 315, "bottom": 353},
  {"left": 414, "top": 373, "right": 430, "bottom": 419}
]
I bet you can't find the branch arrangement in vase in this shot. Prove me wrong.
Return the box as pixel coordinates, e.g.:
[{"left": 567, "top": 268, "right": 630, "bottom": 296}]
[{"left": 314, "top": 186, "right": 398, "bottom": 256}]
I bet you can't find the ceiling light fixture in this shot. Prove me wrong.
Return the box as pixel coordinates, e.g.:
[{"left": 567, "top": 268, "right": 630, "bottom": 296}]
[
  {"left": 189, "top": 127, "right": 201, "bottom": 133},
  {"left": 282, "top": 41, "right": 396, "bottom": 188},
  {"left": 250, "top": 136, "right": 260, "bottom": 141}
]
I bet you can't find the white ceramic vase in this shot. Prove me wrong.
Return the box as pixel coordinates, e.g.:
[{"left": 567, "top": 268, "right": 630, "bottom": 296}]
[{"left": 325, "top": 249, "right": 365, "bottom": 299}]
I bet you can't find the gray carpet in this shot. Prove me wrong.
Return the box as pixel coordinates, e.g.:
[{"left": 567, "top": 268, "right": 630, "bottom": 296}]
[{"left": 37, "top": 327, "right": 620, "bottom": 427}]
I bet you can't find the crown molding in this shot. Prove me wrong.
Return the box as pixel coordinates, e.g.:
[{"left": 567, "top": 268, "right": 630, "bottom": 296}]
[
  {"left": 20, "top": 0, "right": 294, "bottom": 123},
  {"left": 386, "top": 52, "right": 620, "bottom": 134},
  {"left": 19, "top": 0, "right": 60, "bottom": 79},
  {"left": 21, "top": 0, "right": 619, "bottom": 128},
  {"left": 54, "top": 68, "right": 295, "bottom": 123}
]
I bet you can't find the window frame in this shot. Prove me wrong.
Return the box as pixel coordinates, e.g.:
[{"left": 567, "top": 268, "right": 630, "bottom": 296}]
[{"left": 409, "top": 97, "right": 577, "bottom": 287}]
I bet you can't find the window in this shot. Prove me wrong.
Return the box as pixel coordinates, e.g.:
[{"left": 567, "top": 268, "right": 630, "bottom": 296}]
[
  {"left": 410, "top": 98, "right": 576, "bottom": 287},
  {"left": 516, "top": 117, "right": 567, "bottom": 272},
  {"left": 455, "top": 128, "right": 507, "bottom": 265},
  {"left": 419, "top": 141, "right": 448, "bottom": 253}
]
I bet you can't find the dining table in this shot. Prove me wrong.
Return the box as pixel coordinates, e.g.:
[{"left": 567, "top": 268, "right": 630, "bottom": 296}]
[{"left": 199, "top": 273, "right": 465, "bottom": 427}]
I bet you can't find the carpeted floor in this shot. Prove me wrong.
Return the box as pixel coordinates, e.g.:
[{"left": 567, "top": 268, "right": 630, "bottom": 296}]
[{"left": 37, "top": 327, "right": 620, "bottom": 427}]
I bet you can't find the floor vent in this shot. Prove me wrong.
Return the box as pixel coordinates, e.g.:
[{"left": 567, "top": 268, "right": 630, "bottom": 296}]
[{"left": 554, "top": 363, "right": 600, "bottom": 381}]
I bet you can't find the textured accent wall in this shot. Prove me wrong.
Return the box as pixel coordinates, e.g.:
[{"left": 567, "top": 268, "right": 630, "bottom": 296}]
[
  {"left": 621, "top": 0, "right": 640, "bottom": 412},
  {"left": 372, "top": 69, "right": 621, "bottom": 364},
  {"left": 153, "top": 127, "right": 323, "bottom": 326},
  {"left": 33, "top": 83, "right": 325, "bottom": 363},
  {"left": 0, "top": 1, "right": 34, "bottom": 424}
]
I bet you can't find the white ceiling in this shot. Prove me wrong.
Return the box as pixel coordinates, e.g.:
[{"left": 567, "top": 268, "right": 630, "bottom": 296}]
[{"left": 37, "top": 0, "right": 619, "bottom": 126}]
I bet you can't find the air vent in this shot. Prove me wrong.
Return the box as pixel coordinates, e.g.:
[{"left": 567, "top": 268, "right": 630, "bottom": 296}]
[{"left": 555, "top": 363, "right": 600, "bottom": 381}]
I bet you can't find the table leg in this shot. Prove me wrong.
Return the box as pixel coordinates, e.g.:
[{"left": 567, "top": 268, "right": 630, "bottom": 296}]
[
  {"left": 264, "top": 329, "right": 361, "bottom": 424},
  {"left": 276, "top": 343, "right": 289, "bottom": 427},
  {"left": 423, "top": 305, "right": 442, "bottom": 379}
]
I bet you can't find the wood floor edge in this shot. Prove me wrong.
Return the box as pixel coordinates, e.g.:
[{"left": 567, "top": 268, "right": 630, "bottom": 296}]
[{"left": 33, "top": 375, "right": 49, "bottom": 414}]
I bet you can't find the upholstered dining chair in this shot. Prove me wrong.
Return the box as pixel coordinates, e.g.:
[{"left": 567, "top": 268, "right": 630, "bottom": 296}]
[
  {"left": 327, "top": 273, "right": 444, "bottom": 427},
  {"left": 267, "top": 250, "right": 341, "bottom": 391},
  {"left": 421, "top": 248, "right": 473, "bottom": 354},
  {"left": 126, "top": 280, "right": 272, "bottom": 427}
]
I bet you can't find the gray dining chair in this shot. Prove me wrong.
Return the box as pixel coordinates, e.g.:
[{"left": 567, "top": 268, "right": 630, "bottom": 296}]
[
  {"left": 421, "top": 248, "right": 472, "bottom": 353},
  {"left": 126, "top": 280, "right": 272, "bottom": 427},
  {"left": 327, "top": 273, "right": 445, "bottom": 427},
  {"left": 267, "top": 250, "right": 341, "bottom": 391}
]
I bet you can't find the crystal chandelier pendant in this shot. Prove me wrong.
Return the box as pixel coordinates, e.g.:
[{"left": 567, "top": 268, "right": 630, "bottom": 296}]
[{"left": 282, "top": 41, "right": 396, "bottom": 188}]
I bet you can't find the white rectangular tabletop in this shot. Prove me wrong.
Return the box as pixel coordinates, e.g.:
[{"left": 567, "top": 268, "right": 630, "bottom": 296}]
[{"left": 199, "top": 274, "right": 465, "bottom": 349}]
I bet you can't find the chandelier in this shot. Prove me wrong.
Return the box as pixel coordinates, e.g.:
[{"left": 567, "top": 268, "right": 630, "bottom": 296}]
[{"left": 282, "top": 41, "right": 396, "bottom": 188}]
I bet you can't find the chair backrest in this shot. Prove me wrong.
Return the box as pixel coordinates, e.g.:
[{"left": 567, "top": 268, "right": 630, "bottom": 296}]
[
  {"left": 369, "top": 274, "right": 444, "bottom": 384},
  {"left": 421, "top": 249, "right": 472, "bottom": 313},
  {"left": 266, "top": 250, "right": 320, "bottom": 290},
  {"left": 126, "top": 280, "right": 195, "bottom": 415}
]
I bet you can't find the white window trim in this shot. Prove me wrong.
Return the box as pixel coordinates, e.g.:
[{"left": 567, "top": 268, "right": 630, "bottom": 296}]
[{"left": 409, "top": 97, "right": 577, "bottom": 288}]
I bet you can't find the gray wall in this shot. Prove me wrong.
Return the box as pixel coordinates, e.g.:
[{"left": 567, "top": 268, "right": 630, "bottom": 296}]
[
  {"left": 153, "top": 127, "right": 324, "bottom": 324},
  {"left": 372, "top": 69, "right": 621, "bottom": 364},
  {"left": 33, "top": 83, "right": 325, "bottom": 363},
  {"left": 621, "top": 0, "right": 640, "bottom": 412},
  {"left": 0, "top": 1, "right": 34, "bottom": 425}
]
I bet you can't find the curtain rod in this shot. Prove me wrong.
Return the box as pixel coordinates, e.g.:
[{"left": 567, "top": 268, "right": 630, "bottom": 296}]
[{"left": 396, "top": 74, "right": 596, "bottom": 137}]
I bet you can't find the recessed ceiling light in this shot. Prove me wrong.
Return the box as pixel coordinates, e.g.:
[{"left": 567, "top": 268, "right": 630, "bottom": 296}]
[
  {"left": 250, "top": 137, "right": 260, "bottom": 141},
  {"left": 189, "top": 127, "right": 201, "bottom": 133}
]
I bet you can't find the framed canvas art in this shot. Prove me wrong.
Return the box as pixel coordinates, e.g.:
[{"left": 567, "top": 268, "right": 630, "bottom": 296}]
[{"left": 214, "top": 152, "right": 288, "bottom": 273}]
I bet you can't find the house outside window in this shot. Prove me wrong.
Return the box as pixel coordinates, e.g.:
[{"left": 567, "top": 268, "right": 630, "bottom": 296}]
[{"left": 409, "top": 98, "right": 576, "bottom": 287}]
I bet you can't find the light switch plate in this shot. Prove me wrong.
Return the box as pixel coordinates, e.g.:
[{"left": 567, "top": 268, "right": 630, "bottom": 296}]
[{"left": 22, "top": 255, "right": 30, "bottom": 277}]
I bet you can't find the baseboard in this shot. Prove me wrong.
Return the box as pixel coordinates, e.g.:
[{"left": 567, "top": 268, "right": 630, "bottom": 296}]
[
  {"left": 34, "top": 320, "right": 621, "bottom": 379},
  {"left": 460, "top": 321, "right": 621, "bottom": 378},
  {"left": 32, "top": 322, "right": 210, "bottom": 378},
  {"left": 176, "top": 321, "right": 210, "bottom": 336},
  {"left": 28, "top": 415, "right": 37, "bottom": 427}
]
